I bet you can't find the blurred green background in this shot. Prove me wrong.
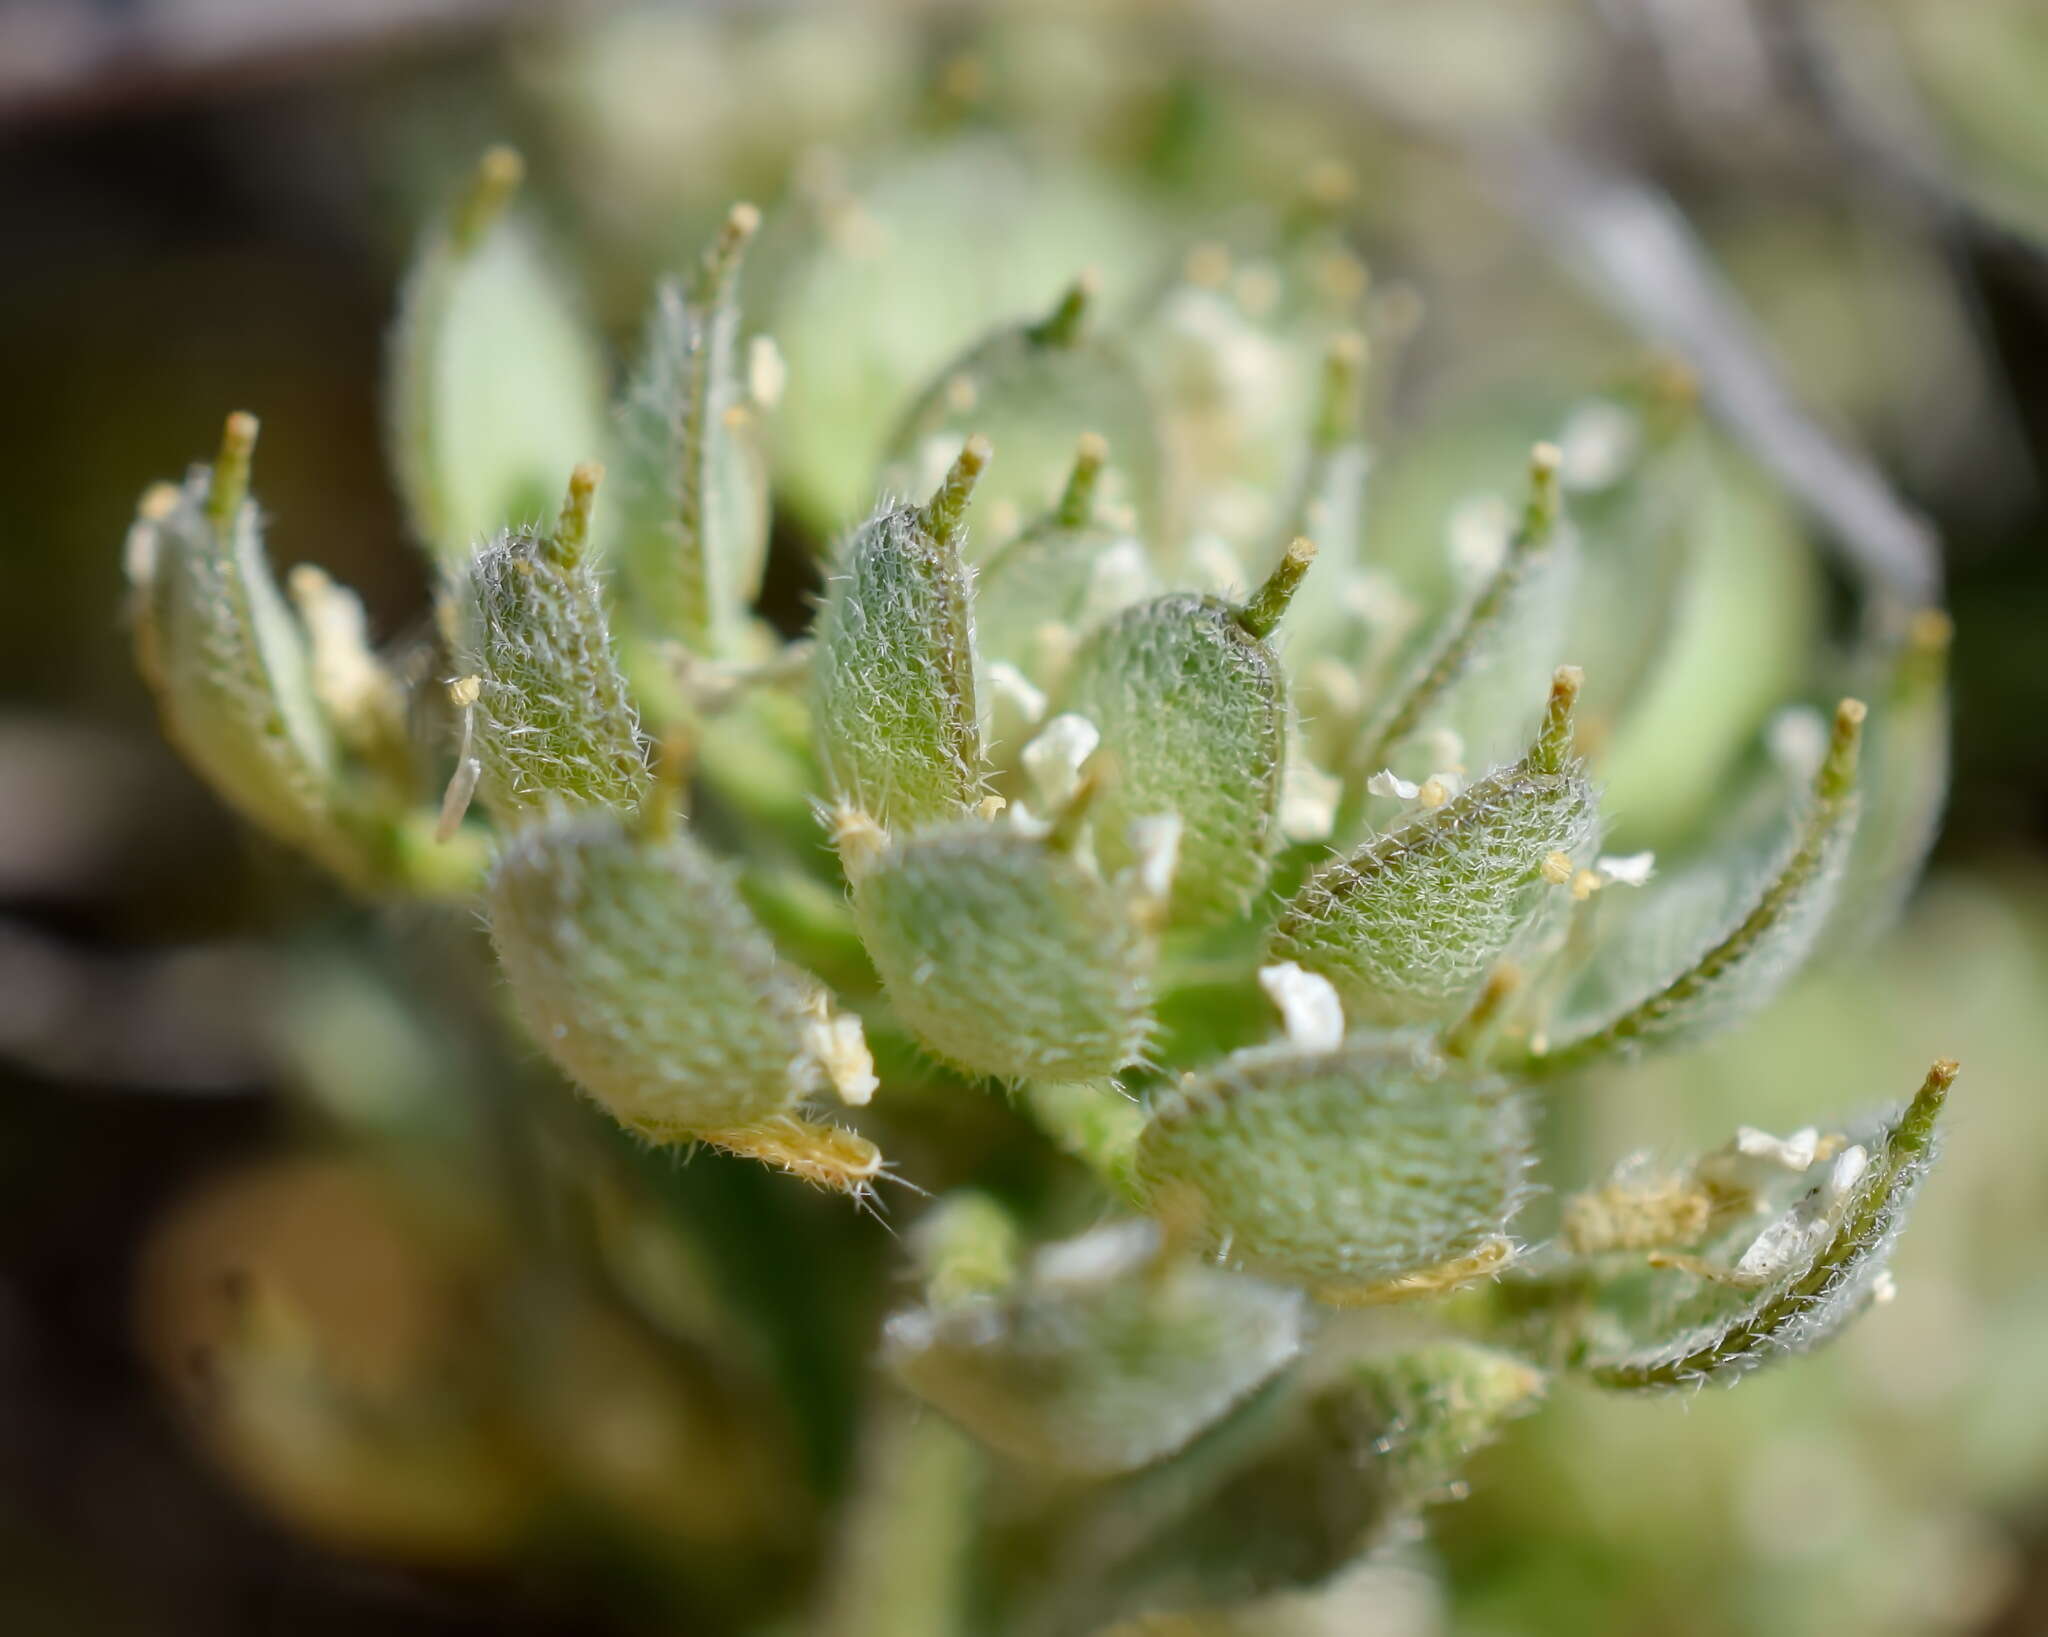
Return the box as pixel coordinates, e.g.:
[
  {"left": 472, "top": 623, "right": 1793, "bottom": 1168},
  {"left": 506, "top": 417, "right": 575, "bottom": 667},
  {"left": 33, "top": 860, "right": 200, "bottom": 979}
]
[{"left": 2, "top": 1, "right": 2046, "bottom": 1633}]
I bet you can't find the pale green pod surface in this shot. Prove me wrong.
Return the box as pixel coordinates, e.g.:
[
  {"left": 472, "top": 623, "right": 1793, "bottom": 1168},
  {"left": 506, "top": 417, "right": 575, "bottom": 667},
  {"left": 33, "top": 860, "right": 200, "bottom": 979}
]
[
  {"left": 1136, "top": 1038, "right": 1531, "bottom": 1292},
  {"left": 879, "top": 277, "right": 1165, "bottom": 556},
  {"left": 1061, "top": 564, "right": 1302, "bottom": 928},
  {"left": 386, "top": 148, "right": 606, "bottom": 569},
  {"left": 886, "top": 1220, "right": 1304, "bottom": 1478},
  {"left": 1066, "top": 1344, "right": 1538, "bottom": 1623},
  {"left": 975, "top": 436, "right": 1152, "bottom": 685},
  {"left": 1355, "top": 444, "right": 1571, "bottom": 780},
  {"left": 487, "top": 809, "right": 819, "bottom": 1137},
  {"left": 456, "top": 475, "right": 649, "bottom": 824},
  {"left": 611, "top": 205, "right": 770, "bottom": 658},
  {"left": 1268, "top": 332, "right": 1371, "bottom": 665},
  {"left": 1585, "top": 1061, "right": 1954, "bottom": 1391},
  {"left": 1830, "top": 610, "right": 1952, "bottom": 951},
  {"left": 1269, "top": 669, "right": 1598, "bottom": 1026},
  {"left": 849, "top": 821, "right": 1156, "bottom": 1082},
  {"left": 813, "top": 446, "right": 987, "bottom": 830},
  {"left": 1342, "top": 1343, "right": 1546, "bottom": 1504},
  {"left": 1530, "top": 699, "right": 1866, "bottom": 1078},
  {"left": 125, "top": 417, "right": 354, "bottom": 879}
]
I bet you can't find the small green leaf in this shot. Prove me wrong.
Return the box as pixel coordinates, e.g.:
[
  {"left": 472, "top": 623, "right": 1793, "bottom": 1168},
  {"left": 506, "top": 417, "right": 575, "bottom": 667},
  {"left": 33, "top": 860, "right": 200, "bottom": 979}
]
[
  {"left": 455, "top": 464, "right": 649, "bottom": 824},
  {"left": 611, "top": 203, "right": 771, "bottom": 658},
  {"left": 880, "top": 275, "right": 1166, "bottom": 553},
  {"left": 1270, "top": 666, "right": 1598, "bottom": 1026},
  {"left": 887, "top": 1219, "right": 1304, "bottom": 1478},
  {"left": 813, "top": 441, "right": 989, "bottom": 830},
  {"left": 1584, "top": 1060, "right": 1954, "bottom": 1390},
  {"left": 1135, "top": 1036, "right": 1531, "bottom": 1296},
  {"left": 1526, "top": 697, "right": 1866, "bottom": 1077},
  {"left": 386, "top": 146, "right": 607, "bottom": 569},
  {"left": 844, "top": 814, "right": 1159, "bottom": 1083},
  {"left": 1058, "top": 544, "right": 1311, "bottom": 928}
]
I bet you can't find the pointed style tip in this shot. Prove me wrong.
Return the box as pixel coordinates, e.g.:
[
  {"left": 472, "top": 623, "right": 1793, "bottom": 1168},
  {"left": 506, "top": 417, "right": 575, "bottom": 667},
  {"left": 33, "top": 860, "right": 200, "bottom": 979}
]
[
  {"left": 921, "top": 436, "right": 993, "bottom": 541},
  {"left": 454, "top": 145, "right": 525, "bottom": 250},
  {"left": 1315, "top": 332, "right": 1369, "bottom": 446},
  {"left": 1031, "top": 272, "right": 1097, "bottom": 347},
  {"left": 207, "top": 411, "right": 260, "bottom": 530},
  {"left": 1818, "top": 697, "right": 1866, "bottom": 801},
  {"left": 1531, "top": 666, "right": 1585, "bottom": 773},
  {"left": 551, "top": 460, "right": 605, "bottom": 564},
  {"left": 478, "top": 144, "right": 525, "bottom": 192},
  {"left": 220, "top": 410, "right": 260, "bottom": 459},
  {"left": 1236, "top": 538, "right": 1317, "bottom": 639},
  {"left": 1517, "top": 442, "right": 1564, "bottom": 543},
  {"left": 1056, "top": 433, "right": 1110, "bottom": 526}
]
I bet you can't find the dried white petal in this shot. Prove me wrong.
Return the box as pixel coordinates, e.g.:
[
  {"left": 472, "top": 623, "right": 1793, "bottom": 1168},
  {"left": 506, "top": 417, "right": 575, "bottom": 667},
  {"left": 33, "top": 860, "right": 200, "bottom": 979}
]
[
  {"left": 1768, "top": 706, "right": 1829, "bottom": 781},
  {"left": 1367, "top": 768, "right": 1421, "bottom": 801},
  {"left": 987, "top": 660, "right": 1048, "bottom": 727},
  {"left": 1447, "top": 495, "right": 1512, "bottom": 585},
  {"left": 1021, "top": 713, "right": 1100, "bottom": 811},
  {"left": 1557, "top": 399, "right": 1641, "bottom": 491},
  {"left": 1258, "top": 961, "right": 1346, "bottom": 1052},
  {"left": 1596, "top": 851, "right": 1657, "bottom": 887}
]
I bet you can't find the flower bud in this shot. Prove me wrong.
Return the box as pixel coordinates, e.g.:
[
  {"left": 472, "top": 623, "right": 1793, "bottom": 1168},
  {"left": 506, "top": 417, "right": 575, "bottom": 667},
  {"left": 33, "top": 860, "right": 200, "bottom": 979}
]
[
  {"left": 813, "top": 442, "right": 990, "bottom": 829},
  {"left": 1135, "top": 1037, "right": 1531, "bottom": 1296}
]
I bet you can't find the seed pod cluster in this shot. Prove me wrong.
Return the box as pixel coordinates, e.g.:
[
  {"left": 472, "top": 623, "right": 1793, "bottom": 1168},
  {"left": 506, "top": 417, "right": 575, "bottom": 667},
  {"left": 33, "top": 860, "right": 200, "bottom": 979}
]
[{"left": 124, "top": 140, "right": 1961, "bottom": 1566}]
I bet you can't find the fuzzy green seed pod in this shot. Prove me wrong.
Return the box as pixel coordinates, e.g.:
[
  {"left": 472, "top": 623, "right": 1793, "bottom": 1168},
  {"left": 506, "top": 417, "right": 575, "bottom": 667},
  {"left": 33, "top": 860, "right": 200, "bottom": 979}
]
[
  {"left": 1058, "top": 542, "right": 1312, "bottom": 927},
  {"left": 844, "top": 813, "right": 1159, "bottom": 1082},
  {"left": 887, "top": 1219, "right": 1304, "bottom": 1478},
  {"left": 975, "top": 433, "right": 1153, "bottom": 686},
  {"left": 1586, "top": 1060, "right": 1954, "bottom": 1390},
  {"left": 1343, "top": 1342, "right": 1546, "bottom": 1504},
  {"left": 612, "top": 204, "right": 771, "bottom": 658},
  {"left": 1354, "top": 443, "right": 1570, "bottom": 777},
  {"left": 1135, "top": 1037, "right": 1531, "bottom": 1296},
  {"left": 125, "top": 414, "right": 353, "bottom": 875},
  {"left": 1066, "top": 1343, "right": 1540, "bottom": 1622},
  {"left": 386, "top": 146, "right": 607, "bottom": 568},
  {"left": 488, "top": 806, "right": 829, "bottom": 1137},
  {"left": 1529, "top": 697, "right": 1866, "bottom": 1076},
  {"left": 813, "top": 442, "right": 990, "bottom": 830},
  {"left": 1831, "top": 610, "right": 1952, "bottom": 950},
  {"left": 880, "top": 275, "right": 1166, "bottom": 554},
  {"left": 455, "top": 464, "right": 649, "bottom": 824},
  {"left": 1269, "top": 667, "right": 1598, "bottom": 1026}
]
